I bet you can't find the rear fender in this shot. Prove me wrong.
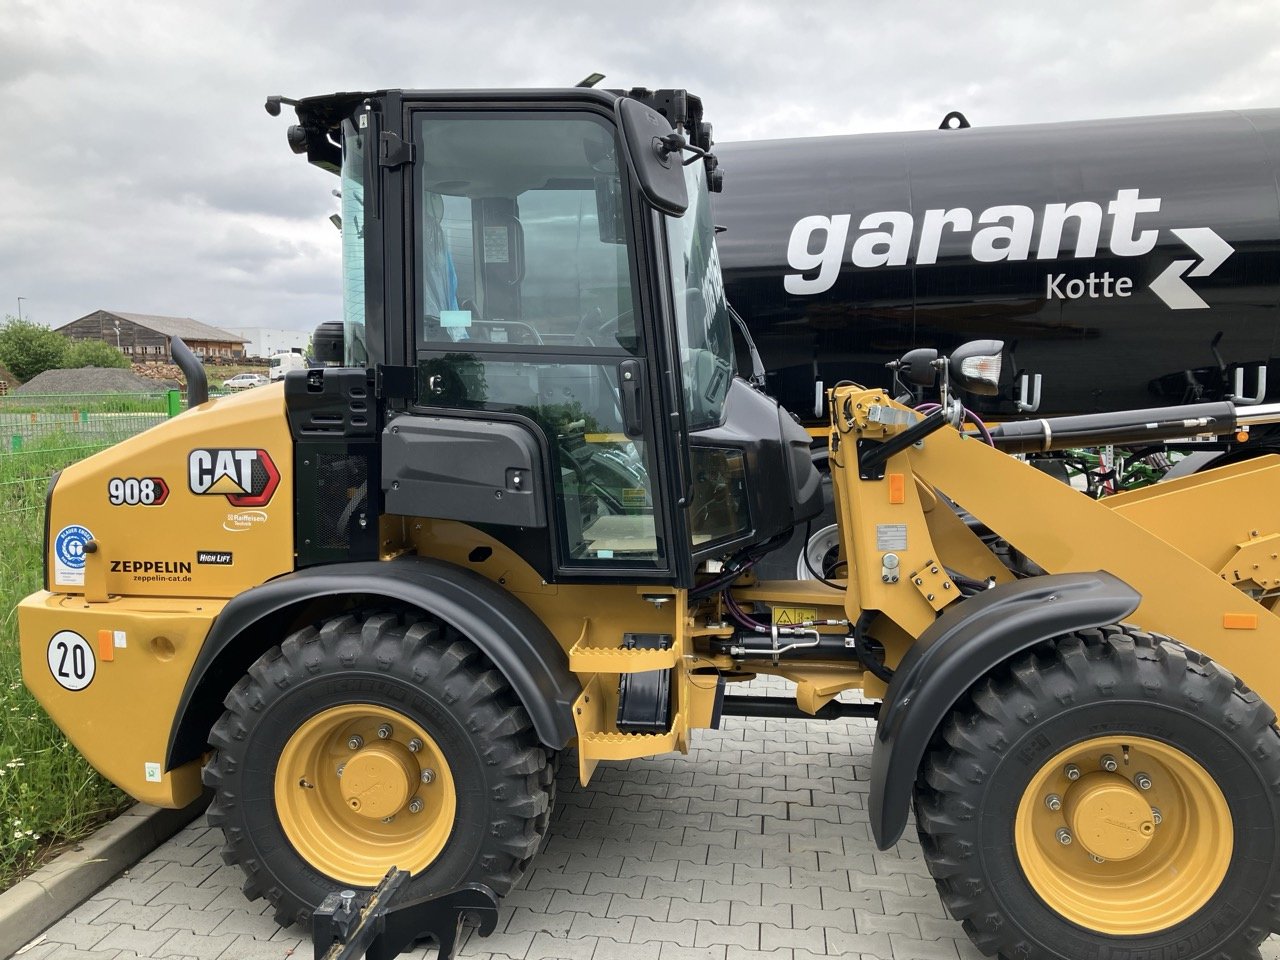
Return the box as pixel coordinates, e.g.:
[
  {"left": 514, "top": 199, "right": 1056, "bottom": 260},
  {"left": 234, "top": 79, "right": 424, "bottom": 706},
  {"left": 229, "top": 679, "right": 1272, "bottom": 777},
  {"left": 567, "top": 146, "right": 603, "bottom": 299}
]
[{"left": 868, "top": 571, "right": 1141, "bottom": 849}]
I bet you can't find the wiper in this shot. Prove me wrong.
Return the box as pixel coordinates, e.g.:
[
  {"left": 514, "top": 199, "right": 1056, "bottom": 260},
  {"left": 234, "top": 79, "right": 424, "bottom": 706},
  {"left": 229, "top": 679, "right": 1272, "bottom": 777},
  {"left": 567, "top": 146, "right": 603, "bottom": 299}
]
[{"left": 728, "top": 303, "right": 767, "bottom": 389}]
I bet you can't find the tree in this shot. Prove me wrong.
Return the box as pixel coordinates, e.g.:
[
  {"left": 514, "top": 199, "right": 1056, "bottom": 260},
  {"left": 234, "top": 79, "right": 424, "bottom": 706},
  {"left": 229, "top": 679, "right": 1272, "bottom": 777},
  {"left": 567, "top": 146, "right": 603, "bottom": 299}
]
[
  {"left": 0, "top": 317, "right": 70, "bottom": 381},
  {"left": 65, "top": 339, "right": 130, "bottom": 369}
]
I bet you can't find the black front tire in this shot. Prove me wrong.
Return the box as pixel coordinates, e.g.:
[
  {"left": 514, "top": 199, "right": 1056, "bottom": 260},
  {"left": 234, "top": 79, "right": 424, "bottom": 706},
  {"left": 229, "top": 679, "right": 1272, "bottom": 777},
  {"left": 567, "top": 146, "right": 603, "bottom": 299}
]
[
  {"left": 914, "top": 625, "right": 1280, "bottom": 960},
  {"left": 203, "top": 609, "right": 554, "bottom": 927}
]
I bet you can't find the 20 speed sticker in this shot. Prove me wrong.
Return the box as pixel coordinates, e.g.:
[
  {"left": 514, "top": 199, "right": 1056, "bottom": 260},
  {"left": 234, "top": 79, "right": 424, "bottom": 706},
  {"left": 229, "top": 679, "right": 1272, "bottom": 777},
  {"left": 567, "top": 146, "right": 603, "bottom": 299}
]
[
  {"left": 108, "top": 476, "right": 169, "bottom": 506},
  {"left": 54, "top": 524, "right": 93, "bottom": 586},
  {"left": 47, "top": 630, "right": 94, "bottom": 690}
]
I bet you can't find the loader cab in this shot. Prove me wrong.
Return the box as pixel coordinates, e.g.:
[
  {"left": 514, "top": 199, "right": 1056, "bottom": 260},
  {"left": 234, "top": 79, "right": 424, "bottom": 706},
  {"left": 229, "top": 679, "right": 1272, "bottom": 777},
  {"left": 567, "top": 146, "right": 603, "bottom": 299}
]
[{"left": 289, "top": 87, "right": 821, "bottom": 586}]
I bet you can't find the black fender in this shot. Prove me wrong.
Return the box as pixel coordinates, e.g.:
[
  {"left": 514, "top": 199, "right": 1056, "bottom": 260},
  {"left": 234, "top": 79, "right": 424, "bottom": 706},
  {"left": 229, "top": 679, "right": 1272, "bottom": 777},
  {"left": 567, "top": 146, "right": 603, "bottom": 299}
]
[
  {"left": 165, "top": 556, "right": 579, "bottom": 771},
  {"left": 868, "top": 571, "right": 1141, "bottom": 849}
]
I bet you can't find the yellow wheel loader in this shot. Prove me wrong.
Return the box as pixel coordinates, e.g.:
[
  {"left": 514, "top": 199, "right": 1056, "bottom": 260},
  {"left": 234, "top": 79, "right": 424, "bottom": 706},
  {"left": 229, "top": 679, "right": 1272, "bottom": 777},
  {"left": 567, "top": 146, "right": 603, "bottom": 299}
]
[{"left": 18, "top": 85, "right": 1280, "bottom": 960}]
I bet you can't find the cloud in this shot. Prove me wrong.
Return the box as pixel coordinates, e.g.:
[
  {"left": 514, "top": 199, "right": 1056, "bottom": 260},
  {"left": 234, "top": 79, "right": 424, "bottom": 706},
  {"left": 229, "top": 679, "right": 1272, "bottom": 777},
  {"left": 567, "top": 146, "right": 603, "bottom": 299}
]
[{"left": 0, "top": 0, "right": 1276, "bottom": 333}]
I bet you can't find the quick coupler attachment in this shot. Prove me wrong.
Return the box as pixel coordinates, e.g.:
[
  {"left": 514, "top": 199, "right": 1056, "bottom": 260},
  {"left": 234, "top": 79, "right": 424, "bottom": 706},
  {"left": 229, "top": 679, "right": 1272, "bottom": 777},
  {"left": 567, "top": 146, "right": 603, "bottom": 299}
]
[{"left": 313, "top": 868, "right": 500, "bottom": 960}]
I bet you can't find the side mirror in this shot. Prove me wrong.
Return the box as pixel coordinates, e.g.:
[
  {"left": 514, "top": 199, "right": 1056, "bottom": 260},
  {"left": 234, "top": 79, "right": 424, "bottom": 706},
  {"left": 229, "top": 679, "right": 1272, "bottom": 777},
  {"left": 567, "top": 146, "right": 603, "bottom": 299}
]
[
  {"left": 615, "top": 98, "right": 688, "bottom": 216},
  {"left": 950, "top": 339, "right": 1004, "bottom": 396}
]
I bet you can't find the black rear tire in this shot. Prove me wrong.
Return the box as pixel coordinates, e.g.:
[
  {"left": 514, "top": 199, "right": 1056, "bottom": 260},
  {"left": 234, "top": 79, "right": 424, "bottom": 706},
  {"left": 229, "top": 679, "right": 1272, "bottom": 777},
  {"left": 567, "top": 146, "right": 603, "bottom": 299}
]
[
  {"left": 914, "top": 624, "right": 1280, "bottom": 960},
  {"left": 203, "top": 609, "right": 554, "bottom": 927}
]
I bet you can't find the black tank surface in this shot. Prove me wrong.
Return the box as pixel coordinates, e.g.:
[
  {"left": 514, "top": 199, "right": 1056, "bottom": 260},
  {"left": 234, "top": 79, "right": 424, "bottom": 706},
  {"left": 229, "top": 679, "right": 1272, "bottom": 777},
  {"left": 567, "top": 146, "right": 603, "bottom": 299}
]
[{"left": 712, "top": 109, "right": 1280, "bottom": 422}]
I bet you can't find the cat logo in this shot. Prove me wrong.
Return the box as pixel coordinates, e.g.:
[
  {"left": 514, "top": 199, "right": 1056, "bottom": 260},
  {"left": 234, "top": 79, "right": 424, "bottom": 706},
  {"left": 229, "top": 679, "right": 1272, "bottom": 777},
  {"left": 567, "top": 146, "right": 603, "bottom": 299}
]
[{"left": 188, "top": 449, "right": 280, "bottom": 507}]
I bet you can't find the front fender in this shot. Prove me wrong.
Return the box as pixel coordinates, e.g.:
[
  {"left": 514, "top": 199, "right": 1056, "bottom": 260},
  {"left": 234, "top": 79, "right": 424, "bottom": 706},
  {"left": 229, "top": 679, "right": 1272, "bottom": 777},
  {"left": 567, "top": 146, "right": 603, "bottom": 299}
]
[
  {"left": 868, "top": 571, "right": 1141, "bottom": 849},
  {"left": 165, "top": 556, "right": 579, "bottom": 770}
]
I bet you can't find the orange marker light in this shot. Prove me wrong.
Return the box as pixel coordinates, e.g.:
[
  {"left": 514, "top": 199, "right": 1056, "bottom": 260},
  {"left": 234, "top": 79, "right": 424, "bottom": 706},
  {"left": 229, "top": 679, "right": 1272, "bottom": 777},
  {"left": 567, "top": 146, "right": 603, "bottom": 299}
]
[
  {"left": 1224, "top": 613, "right": 1258, "bottom": 630},
  {"left": 888, "top": 473, "right": 906, "bottom": 505},
  {"left": 97, "top": 629, "right": 115, "bottom": 662}
]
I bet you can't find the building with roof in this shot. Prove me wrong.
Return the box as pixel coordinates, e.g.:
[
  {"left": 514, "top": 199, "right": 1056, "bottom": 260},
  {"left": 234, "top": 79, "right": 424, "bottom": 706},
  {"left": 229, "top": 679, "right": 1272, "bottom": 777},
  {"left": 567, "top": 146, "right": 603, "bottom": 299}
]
[{"left": 59, "top": 310, "right": 247, "bottom": 360}]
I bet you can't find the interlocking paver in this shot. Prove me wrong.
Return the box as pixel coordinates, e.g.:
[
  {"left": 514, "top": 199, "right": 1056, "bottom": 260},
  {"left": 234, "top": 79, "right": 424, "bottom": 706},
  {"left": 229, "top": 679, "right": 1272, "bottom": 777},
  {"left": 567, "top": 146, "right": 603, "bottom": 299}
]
[
  {"left": 528, "top": 931, "right": 597, "bottom": 959},
  {"left": 40, "top": 918, "right": 118, "bottom": 950},
  {"left": 97, "top": 900, "right": 174, "bottom": 930},
  {"left": 23, "top": 711, "right": 1280, "bottom": 960},
  {"left": 93, "top": 924, "right": 176, "bottom": 955},
  {"left": 152, "top": 930, "right": 237, "bottom": 958},
  {"left": 762, "top": 922, "right": 823, "bottom": 952}
]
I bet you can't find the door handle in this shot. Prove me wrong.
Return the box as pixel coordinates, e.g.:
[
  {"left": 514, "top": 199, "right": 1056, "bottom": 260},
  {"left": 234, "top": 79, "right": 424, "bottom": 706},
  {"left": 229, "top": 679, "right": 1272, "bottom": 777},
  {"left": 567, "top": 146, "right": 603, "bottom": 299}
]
[{"left": 619, "top": 359, "right": 644, "bottom": 439}]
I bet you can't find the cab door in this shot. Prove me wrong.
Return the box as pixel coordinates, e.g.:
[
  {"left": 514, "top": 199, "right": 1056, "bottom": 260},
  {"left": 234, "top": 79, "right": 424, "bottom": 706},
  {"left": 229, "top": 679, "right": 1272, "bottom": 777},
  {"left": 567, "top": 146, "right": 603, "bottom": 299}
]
[{"left": 401, "top": 104, "right": 688, "bottom": 583}]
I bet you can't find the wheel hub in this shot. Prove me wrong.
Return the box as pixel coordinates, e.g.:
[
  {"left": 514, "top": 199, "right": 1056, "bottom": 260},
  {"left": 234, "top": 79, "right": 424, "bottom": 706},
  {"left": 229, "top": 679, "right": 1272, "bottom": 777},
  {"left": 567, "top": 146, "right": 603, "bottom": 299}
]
[
  {"left": 274, "top": 703, "right": 457, "bottom": 885},
  {"left": 1062, "top": 772, "right": 1156, "bottom": 861},
  {"left": 1014, "top": 734, "right": 1232, "bottom": 935},
  {"left": 339, "top": 742, "right": 418, "bottom": 819}
]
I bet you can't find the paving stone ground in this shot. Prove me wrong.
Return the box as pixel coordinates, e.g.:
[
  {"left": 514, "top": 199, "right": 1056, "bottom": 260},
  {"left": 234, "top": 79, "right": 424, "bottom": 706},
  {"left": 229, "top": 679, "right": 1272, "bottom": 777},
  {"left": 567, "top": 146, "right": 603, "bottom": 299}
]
[{"left": 18, "top": 700, "right": 1280, "bottom": 960}]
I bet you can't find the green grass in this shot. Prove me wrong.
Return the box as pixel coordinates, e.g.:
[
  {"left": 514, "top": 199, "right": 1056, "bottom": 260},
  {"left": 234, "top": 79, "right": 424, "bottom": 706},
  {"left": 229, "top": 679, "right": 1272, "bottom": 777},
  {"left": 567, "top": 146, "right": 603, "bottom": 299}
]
[{"left": 0, "top": 438, "right": 129, "bottom": 888}]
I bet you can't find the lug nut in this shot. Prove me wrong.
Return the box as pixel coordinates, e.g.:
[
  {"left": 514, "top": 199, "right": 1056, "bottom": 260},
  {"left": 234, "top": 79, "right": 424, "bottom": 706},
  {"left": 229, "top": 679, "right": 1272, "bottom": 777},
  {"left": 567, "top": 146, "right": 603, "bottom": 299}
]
[
  {"left": 1100, "top": 755, "right": 1118, "bottom": 772},
  {"left": 377, "top": 724, "right": 393, "bottom": 740},
  {"left": 1045, "top": 794, "right": 1062, "bottom": 812},
  {"left": 1151, "top": 806, "right": 1163, "bottom": 825},
  {"left": 381, "top": 815, "right": 395, "bottom": 824},
  {"left": 347, "top": 735, "right": 364, "bottom": 750},
  {"left": 1089, "top": 854, "right": 1105, "bottom": 864},
  {"left": 1056, "top": 828, "right": 1072, "bottom": 846},
  {"left": 1134, "top": 772, "right": 1152, "bottom": 790},
  {"left": 408, "top": 797, "right": 424, "bottom": 814},
  {"left": 408, "top": 738, "right": 423, "bottom": 753},
  {"left": 421, "top": 768, "right": 435, "bottom": 784},
  {"left": 1065, "top": 764, "right": 1081, "bottom": 781},
  {"left": 336, "top": 763, "right": 345, "bottom": 778}
]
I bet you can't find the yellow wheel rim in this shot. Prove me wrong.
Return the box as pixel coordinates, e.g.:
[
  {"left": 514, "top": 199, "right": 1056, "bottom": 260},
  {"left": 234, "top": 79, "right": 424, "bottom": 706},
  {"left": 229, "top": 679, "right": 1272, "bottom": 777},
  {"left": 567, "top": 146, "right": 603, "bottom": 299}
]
[
  {"left": 1014, "top": 735, "right": 1232, "bottom": 935},
  {"left": 274, "top": 704, "right": 456, "bottom": 886}
]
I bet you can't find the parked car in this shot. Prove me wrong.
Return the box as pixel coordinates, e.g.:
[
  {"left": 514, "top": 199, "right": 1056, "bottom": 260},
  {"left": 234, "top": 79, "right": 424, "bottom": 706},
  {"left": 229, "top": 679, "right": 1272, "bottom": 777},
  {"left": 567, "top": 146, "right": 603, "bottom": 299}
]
[{"left": 222, "top": 372, "right": 269, "bottom": 390}]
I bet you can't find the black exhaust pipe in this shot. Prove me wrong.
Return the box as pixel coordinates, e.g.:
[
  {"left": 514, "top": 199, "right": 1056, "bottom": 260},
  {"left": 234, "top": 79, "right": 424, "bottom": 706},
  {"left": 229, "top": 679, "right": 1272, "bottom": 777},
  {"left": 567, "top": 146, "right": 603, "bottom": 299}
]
[{"left": 170, "top": 337, "right": 208, "bottom": 408}]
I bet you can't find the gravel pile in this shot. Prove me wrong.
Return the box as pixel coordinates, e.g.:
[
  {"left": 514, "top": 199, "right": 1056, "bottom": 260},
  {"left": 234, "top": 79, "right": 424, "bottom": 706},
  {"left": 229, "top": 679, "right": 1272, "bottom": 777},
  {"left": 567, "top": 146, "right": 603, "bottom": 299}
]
[{"left": 15, "top": 367, "right": 181, "bottom": 394}]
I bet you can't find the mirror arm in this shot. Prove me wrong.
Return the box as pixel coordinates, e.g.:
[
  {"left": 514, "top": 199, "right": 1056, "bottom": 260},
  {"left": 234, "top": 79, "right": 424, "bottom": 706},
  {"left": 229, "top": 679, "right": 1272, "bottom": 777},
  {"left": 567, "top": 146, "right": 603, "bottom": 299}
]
[{"left": 657, "top": 132, "right": 710, "bottom": 166}]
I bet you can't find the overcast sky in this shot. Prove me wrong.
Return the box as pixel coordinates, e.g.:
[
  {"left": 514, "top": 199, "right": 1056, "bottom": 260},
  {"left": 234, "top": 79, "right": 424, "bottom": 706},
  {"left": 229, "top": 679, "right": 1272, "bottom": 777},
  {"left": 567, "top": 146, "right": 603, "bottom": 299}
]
[{"left": 2, "top": 0, "right": 1278, "bottom": 335}]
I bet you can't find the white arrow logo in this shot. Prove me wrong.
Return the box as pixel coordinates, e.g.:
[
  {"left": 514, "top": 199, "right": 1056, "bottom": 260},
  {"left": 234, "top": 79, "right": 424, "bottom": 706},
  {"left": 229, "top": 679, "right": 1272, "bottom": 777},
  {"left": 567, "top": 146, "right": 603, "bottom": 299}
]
[{"left": 1149, "top": 227, "right": 1234, "bottom": 310}]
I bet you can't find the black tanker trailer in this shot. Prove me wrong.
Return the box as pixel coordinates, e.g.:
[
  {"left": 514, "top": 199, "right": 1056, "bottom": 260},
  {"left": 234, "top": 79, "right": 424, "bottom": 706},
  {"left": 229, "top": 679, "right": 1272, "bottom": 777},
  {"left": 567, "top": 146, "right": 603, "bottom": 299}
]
[{"left": 712, "top": 109, "right": 1280, "bottom": 433}]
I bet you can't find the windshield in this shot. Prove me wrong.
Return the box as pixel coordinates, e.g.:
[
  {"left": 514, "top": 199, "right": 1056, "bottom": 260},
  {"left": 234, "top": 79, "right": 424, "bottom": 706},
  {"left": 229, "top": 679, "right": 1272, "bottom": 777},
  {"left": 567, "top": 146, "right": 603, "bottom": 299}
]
[
  {"left": 341, "top": 116, "right": 367, "bottom": 366},
  {"left": 666, "top": 158, "right": 734, "bottom": 429}
]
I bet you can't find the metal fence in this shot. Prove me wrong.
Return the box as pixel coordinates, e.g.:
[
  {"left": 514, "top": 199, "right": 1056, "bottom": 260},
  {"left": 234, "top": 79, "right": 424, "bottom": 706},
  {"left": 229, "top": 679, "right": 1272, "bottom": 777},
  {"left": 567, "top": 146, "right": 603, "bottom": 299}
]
[
  {"left": 0, "top": 389, "right": 226, "bottom": 519},
  {"left": 0, "top": 391, "right": 180, "bottom": 456}
]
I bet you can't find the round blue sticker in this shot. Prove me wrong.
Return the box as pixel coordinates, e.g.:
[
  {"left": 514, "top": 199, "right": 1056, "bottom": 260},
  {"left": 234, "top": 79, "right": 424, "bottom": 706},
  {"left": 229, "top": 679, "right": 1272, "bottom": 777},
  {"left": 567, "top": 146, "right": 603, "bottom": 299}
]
[{"left": 55, "top": 525, "right": 93, "bottom": 570}]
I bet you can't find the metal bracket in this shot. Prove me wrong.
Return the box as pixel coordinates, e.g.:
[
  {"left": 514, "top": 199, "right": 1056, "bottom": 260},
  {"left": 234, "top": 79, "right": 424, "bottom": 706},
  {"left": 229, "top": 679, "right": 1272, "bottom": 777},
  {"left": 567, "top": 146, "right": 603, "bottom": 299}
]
[
  {"left": 1229, "top": 364, "right": 1267, "bottom": 406},
  {"left": 1217, "top": 532, "right": 1280, "bottom": 595},
  {"left": 379, "top": 131, "right": 416, "bottom": 168},
  {"left": 907, "top": 559, "right": 957, "bottom": 612},
  {"left": 1015, "top": 372, "right": 1043, "bottom": 413},
  {"left": 313, "top": 870, "right": 500, "bottom": 960},
  {"left": 376, "top": 364, "right": 416, "bottom": 400}
]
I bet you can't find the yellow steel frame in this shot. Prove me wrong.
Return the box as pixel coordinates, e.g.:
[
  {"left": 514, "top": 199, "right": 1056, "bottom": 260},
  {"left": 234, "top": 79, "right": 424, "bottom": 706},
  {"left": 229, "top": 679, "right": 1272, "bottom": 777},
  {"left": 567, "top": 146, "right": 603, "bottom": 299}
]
[{"left": 821, "top": 387, "right": 1280, "bottom": 708}]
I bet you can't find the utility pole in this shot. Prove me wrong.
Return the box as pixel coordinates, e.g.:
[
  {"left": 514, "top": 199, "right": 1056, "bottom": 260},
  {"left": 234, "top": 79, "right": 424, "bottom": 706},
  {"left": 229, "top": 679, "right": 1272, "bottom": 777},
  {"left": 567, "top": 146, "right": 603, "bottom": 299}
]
[{"left": 16, "top": 297, "right": 25, "bottom": 321}]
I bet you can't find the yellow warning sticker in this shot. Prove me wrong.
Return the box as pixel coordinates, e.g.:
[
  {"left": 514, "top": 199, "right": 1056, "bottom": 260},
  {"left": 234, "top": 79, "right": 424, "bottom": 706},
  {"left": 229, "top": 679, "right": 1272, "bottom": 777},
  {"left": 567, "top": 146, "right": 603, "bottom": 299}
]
[{"left": 771, "top": 606, "right": 819, "bottom": 625}]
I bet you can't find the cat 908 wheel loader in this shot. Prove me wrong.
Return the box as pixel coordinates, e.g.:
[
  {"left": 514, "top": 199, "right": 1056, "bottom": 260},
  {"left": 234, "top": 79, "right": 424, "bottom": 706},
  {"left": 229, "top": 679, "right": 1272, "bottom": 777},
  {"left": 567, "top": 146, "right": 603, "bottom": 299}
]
[{"left": 18, "top": 85, "right": 1280, "bottom": 960}]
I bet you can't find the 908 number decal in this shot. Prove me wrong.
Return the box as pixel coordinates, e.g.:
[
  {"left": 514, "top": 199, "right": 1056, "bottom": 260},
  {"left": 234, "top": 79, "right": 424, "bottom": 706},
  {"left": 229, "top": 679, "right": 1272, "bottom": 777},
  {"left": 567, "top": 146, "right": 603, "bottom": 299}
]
[{"left": 108, "top": 476, "right": 169, "bottom": 506}]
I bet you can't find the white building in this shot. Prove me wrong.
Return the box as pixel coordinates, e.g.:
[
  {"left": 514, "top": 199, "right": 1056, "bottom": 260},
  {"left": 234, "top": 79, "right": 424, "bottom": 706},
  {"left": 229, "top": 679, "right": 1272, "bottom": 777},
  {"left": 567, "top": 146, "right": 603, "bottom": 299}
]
[{"left": 222, "top": 326, "right": 309, "bottom": 359}]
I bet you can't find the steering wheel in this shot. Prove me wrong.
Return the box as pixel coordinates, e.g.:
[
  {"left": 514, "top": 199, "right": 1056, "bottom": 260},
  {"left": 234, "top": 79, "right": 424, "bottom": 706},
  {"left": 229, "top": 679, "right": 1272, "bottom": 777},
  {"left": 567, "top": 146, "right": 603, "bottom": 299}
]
[{"left": 574, "top": 308, "right": 633, "bottom": 347}]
